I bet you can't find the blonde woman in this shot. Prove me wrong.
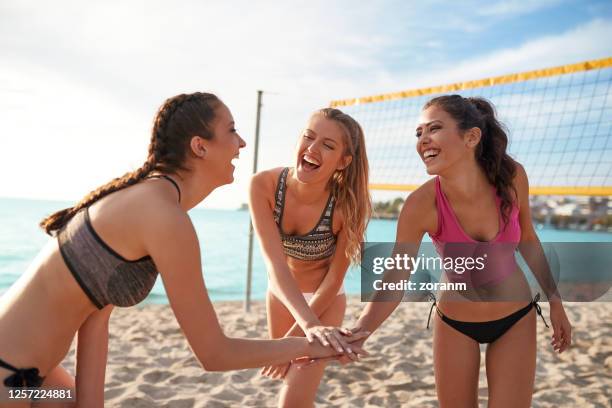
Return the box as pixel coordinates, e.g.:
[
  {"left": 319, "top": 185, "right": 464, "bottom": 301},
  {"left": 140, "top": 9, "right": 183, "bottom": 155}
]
[{"left": 249, "top": 108, "right": 371, "bottom": 407}]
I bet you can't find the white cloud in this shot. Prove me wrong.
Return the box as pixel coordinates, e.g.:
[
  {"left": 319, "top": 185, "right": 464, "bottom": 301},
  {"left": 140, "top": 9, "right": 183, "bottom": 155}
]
[
  {"left": 478, "top": 0, "right": 566, "bottom": 17},
  {"left": 0, "top": 2, "right": 609, "bottom": 208},
  {"left": 0, "top": 1, "right": 394, "bottom": 207},
  {"left": 365, "top": 18, "right": 612, "bottom": 97},
  {"left": 452, "top": 18, "right": 611, "bottom": 77}
]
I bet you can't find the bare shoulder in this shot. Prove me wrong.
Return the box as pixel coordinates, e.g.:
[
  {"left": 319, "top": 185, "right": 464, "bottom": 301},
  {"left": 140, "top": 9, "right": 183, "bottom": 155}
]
[
  {"left": 401, "top": 179, "right": 436, "bottom": 215},
  {"left": 398, "top": 178, "right": 437, "bottom": 234},
  {"left": 513, "top": 161, "right": 528, "bottom": 186},
  {"left": 250, "top": 167, "right": 285, "bottom": 193},
  {"left": 511, "top": 160, "right": 529, "bottom": 204},
  {"left": 249, "top": 167, "right": 287, "bottom": 213},
  {"left": 92, "top": 179, "right": 188, "bottom": 231},
  {"left": 133, "top": 191, "right": 194, "bottom": 238}
]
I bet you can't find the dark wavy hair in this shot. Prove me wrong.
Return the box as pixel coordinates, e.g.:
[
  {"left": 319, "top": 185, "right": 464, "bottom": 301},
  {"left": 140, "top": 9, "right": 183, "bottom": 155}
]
[
  {"left": 424, "top": 95, "right": 517, "bottom": 227},
  {"left": 40, "top": 92, "right": 222, "bottom": 235}
]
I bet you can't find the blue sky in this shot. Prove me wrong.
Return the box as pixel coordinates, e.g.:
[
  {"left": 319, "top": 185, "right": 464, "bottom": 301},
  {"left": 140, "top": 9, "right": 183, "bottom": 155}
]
[{"left": 0, "top": 0, "right": 611, "bottom": 208}]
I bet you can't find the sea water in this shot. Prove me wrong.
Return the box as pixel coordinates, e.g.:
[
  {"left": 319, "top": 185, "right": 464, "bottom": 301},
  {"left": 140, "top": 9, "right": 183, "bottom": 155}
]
[{"left": 1, "top": 197, "right": 610, "bottom": 304}]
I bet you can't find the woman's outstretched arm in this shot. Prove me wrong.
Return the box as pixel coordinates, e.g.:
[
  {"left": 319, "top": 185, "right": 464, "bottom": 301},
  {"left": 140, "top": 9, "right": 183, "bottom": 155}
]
[
  {"left": 75, "top": 305, "right": 114, "bottom": 408},
  {"left": 300, "top": 226, "right": 351, "bottom": 321},
  {"left": 515, "top": 163, "right": 561, "bottom": 300},
  {"left": 248, "top": 172, "right": 322, "bottom": 332},
  {"left": 353, "top": 190, "right": 427, "bottom": 335},
  {"left": 266, "top": 228, "right": 357, "bottom": 376},
  {"left": 280, "top": 227, "right": 351, "bottom": 340},
  {"left": 514, "top": 163, "right": 571, "bottom": 352},
  {"left": 303, "top": 189, "right": 431, "bottom": 368},
  {"left": 144, "top": 202, "right": 366, "bottom": 372}
]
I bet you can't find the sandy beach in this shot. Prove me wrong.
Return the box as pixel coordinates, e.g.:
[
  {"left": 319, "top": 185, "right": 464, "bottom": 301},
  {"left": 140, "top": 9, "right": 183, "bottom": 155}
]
[{"left": 60, "top": 297, "right": 611, "bottom": 407}]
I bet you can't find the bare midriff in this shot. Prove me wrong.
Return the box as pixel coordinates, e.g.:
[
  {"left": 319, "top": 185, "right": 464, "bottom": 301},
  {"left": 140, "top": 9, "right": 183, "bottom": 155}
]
[
  {"left": 436, "top": 266, "right": 534, "bottom": 322},
  {"left": 285, "top": 256, "right": 334, "bottom": 293},
  {"left": 0, "top": 240, "right": 98, "bottom": 376}
]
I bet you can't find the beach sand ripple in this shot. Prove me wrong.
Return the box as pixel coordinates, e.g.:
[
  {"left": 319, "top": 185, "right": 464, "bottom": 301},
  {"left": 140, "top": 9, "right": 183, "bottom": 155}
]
[{"left": 60, "top": 298, "right": 611, "bottom": 407}]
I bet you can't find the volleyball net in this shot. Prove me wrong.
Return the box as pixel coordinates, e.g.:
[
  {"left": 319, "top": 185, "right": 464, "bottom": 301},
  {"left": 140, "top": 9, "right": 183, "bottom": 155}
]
[{"left": 330, "top": 57, "right": 612, "bottom": 196}]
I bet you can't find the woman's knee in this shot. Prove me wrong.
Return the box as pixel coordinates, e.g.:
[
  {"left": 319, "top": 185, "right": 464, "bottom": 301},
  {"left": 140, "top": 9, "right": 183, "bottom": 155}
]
[{"left": 279, "top": 365, "right": 327, "bottom": 408}]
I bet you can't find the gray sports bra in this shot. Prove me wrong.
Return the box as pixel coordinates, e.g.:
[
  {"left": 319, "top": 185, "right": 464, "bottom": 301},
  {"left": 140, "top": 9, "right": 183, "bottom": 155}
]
[
  {"left": 273, "top": 167, "right": 337, "bottom": 261},
  {"left": 57, "top": 175, "right": 179, "bottom": 308}
]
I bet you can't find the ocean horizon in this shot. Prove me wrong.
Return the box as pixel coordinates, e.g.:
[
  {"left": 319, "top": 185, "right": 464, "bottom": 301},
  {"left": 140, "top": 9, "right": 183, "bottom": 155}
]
[{"left": 1, "top": 197, "right": 611, "bottom": 305}]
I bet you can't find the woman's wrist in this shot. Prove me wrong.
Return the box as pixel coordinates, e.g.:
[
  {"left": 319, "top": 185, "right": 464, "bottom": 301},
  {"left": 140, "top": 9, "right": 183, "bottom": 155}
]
[
  {"left": 354, "top": 318, "right": 373, "bottom": 336},
  {"left": 302, "top": 319, "right": 322, "bottom": 331},
  {"left": 295, "top": 337, "right": 313, "bottom": 357},
  {"left": 548, "top": 293, "right": 563, "bottom": 306}
]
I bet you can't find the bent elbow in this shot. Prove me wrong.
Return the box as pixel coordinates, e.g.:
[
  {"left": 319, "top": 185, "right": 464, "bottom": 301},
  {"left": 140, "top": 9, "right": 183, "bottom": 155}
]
[
  {"left": 198, "top": 353, "right": 225, "bottom": 372},
  {"left": 200, "top": 358, "right": 223, "bottom": 372},
  {"left": 196, "top": 337, "right": 232, "bottom": 372}
]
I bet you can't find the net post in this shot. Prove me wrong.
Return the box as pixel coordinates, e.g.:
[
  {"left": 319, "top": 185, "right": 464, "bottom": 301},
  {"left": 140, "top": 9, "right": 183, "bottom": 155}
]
[{"left": 245, "top": 90, "right": 263, "bottom": 313}]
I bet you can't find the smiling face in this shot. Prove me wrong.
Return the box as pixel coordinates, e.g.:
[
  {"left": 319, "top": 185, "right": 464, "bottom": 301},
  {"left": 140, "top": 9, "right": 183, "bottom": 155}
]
[
  {"left": 196, "top": 103, "right": 246, "bottom": 185},
  {"left": 415, "top": 105, "right": 479, "bottom": 176},
  {"left": 294, "top": 114, "right": 351, "bottom": 184}
]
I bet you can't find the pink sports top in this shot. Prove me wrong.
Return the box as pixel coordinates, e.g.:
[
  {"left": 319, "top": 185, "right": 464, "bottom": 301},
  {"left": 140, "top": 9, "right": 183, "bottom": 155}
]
[{"left": 429, "top": 176, "right": 521, "bottom": 287}]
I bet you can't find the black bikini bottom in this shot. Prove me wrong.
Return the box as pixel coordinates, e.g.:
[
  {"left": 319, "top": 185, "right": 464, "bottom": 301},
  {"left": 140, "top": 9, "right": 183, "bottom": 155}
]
[
  {"left": 0, "top": 357, "right": 44, "bottom": 387},
  {"left": 427, "top": 293, "right": 550, "bottom": 344}
]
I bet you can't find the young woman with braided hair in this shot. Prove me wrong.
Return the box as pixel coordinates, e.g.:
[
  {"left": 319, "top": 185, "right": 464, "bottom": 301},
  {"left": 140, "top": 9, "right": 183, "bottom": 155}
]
[
  {"left": 0, "top": 93, "right": 367, "bottom": 407},
  {"left": 249, "top": 108, "right": 371, "bottom": 407}
]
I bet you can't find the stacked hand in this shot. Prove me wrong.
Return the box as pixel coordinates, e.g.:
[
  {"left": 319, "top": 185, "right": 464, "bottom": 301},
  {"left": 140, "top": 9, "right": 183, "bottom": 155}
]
[
  {"left": 304, "top": 325, "right": 359, "bottom": 355},
  {"left": 296, "top": 326, "right": 367, "bottom": 368},
  {"left": 261, "top": 326, "right": 369, "bottom": 379}
]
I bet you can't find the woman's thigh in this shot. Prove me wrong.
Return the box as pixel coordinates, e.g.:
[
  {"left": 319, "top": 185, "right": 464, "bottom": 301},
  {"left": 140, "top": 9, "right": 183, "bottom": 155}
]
[
  {"left": 266, "top": 291, "right": 297, "bottom": 339},
  {"left": 433, "top": 313, "right": 481, "bottom": 408},
  {"left": 485, "top": 308, "right": 536, "bottom": 408}
]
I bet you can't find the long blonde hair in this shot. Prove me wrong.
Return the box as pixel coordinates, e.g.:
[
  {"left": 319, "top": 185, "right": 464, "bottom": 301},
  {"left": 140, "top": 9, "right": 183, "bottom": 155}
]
[{"left": 318, "top": 108, "right": 371, "bottom": 265}]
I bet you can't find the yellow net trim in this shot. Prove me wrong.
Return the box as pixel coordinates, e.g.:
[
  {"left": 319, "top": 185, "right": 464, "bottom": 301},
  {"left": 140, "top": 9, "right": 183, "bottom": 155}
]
[{"left": 331, "top": 57, "right": 612, "bottom": 107}]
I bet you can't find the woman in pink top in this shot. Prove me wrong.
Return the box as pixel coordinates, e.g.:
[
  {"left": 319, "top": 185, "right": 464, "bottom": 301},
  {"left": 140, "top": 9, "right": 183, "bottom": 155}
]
[{"left": 339, "top": 95, "right": 572, "bottom": 407}]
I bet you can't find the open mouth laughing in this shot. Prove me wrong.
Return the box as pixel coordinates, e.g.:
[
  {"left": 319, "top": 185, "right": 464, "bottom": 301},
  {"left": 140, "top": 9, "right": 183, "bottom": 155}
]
[
  {"left": 300, "top": 153, "right": 321, "bottom": 172},
  {"left": 422, "top": 149, "right": 440, "bottom": 163}
]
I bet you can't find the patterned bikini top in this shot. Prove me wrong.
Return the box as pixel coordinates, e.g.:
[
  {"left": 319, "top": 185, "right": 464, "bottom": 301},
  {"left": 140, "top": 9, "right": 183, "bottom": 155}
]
[
  {"left": 273, "top": 167, "right": 337, "bottom": 261},
  {"left": 57, "top": 175, "right": 180, "bottom": 308}
]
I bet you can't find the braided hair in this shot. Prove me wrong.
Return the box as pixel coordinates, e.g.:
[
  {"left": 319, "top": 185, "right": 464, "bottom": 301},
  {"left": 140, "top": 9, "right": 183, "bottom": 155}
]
[{"left": 40, "top": 92, "right": 222, "bottom": 235}]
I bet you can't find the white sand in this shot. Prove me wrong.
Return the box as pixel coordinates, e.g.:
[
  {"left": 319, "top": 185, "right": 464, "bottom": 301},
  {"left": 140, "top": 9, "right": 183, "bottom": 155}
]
[{"left": 60, "top": 298, "right": 611, "bottom": 407}]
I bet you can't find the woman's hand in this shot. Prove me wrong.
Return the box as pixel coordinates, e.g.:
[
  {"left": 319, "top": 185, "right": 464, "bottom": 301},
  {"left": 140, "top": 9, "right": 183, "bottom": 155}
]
[
  {"left": 309, "top": 329, "right": 368, "bottom": 357},
  {"left": 336, "top": 335, "right": 367, "bottom": 366},
  {"left": 303, "top": 325, "right": 357, "bottom": 355},
  {"left": 297, "top": 327, "right": 369, "bottom": 369},
  {"left": 260, "top": 330, "right": 369, "bottom": 380},
  {"left": 549, "top": 301, "right": 572, "bottom": 353},
  {"left": 261, "top": 362, "right": 292, "bottom": 380}
]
